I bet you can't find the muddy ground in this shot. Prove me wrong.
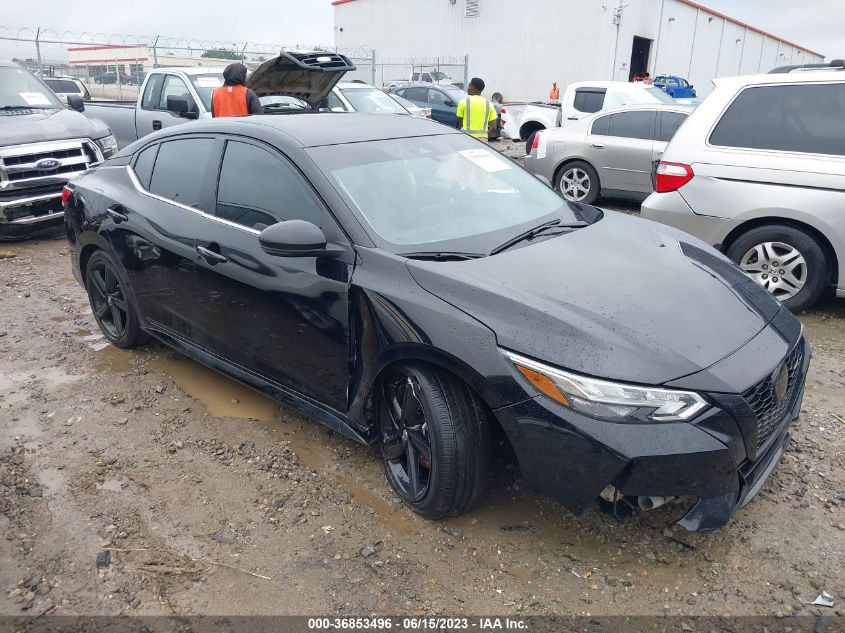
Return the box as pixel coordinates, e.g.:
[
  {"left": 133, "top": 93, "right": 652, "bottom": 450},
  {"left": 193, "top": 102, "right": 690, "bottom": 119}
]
[{"left": 1, "top": 216, "right": 843, "bottom": 621}]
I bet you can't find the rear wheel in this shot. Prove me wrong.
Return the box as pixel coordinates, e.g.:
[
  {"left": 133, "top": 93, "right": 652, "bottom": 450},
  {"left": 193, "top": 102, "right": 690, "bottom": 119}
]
[
  {"left": 85, "top": 250, "right": 145, "bottom": 348},
  {"left": 726, "top": 224, "right": 830, "bottom": 312},
  {"left": 555, "top": 161, "right": 600, "bottom": 204},
  {"left": 378, "top": 364, "right": 490, "bottom": 519}
]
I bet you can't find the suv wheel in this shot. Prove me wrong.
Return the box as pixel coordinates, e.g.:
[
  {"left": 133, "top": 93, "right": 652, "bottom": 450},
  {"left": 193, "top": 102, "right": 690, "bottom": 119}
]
[
  {"left": 726, "top": 224, "right": 829, "bottom": 311},
  {"left": 555, "top": 161, "right": 600, "bottom": 204},
  {"left": 378, "top": 364, "right": 490, "bottom": 519}
]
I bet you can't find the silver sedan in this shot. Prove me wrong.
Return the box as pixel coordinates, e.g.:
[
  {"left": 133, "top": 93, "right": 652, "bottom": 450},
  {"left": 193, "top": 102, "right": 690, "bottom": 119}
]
[{"left": 524, "top": 104, "right": 693, "bottom": 204}]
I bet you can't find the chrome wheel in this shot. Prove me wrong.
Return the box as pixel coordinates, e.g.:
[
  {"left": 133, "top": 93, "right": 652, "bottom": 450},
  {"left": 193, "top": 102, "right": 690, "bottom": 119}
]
[
  {"left": 739, "top": 241, "right": 807, "bottom": 301},
  {"left": 559, "top": 167, "right": 591, "bottom": 202}
]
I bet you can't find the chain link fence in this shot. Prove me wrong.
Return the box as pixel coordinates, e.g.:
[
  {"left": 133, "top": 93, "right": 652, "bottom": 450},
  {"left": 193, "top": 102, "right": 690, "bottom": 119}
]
[{"left": 1, "top": 26, "right": 468, "bottom": 101}]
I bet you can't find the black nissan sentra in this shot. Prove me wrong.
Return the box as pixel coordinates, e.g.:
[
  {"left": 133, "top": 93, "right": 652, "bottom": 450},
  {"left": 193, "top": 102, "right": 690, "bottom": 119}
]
[{"left": 64, "top": 113, "right": 810, "bottom": 532}]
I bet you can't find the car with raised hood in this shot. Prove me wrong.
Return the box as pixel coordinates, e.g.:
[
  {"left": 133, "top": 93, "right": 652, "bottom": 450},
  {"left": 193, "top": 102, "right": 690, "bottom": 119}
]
[
  {"left": 64, "top": 113, "right": 809, "bottom": 532},
  {"left": 73, "top": 51, "right": 356, "bottom": 148},
  {"left": 0, "top": 60, "right": 116, "bottom": 241}
]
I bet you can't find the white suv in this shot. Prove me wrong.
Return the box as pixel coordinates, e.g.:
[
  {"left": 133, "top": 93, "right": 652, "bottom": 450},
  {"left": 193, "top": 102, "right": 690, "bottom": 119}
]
[{"left": 642, "top": 65, "right": 845, "bottom": 311}]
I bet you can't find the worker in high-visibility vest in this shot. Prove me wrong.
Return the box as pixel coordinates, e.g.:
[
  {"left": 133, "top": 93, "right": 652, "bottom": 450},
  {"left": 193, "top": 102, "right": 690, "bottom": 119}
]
[
  {"left": 455, "top": 77, "right": 497, "bottom": 144},
  {"left": 212, "top": 63, "right": 264, "bottom": 117},
  {"left": 549, "top": 82, "right": 560, "bottom": 102}
]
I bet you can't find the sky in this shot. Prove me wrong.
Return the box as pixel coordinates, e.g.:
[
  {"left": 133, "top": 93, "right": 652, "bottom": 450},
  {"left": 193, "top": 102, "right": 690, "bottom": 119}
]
[{"left": 0, "top": 0, "right": 841, "bottom": 58}]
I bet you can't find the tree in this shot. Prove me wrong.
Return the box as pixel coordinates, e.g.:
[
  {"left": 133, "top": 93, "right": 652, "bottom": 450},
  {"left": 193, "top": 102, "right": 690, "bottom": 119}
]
[{"left": 201, "top": 49, "right": 240, "bottom": 60}]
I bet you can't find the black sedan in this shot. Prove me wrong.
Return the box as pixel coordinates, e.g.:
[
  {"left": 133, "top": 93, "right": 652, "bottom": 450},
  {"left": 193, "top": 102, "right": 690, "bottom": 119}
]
[{"left": 64, "top": 114, "right": 809, "bottom": 531}]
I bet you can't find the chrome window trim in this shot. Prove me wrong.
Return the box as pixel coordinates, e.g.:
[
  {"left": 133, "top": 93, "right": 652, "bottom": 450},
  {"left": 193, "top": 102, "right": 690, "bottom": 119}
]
[{"left": 125, "top": 165, "right": 260, "bottom": 236}]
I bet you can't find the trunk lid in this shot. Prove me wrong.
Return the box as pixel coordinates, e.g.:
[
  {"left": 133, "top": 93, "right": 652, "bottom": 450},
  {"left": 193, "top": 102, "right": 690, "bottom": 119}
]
[{"left": 247, "top": 51, "right": 357, "bottom": 110}]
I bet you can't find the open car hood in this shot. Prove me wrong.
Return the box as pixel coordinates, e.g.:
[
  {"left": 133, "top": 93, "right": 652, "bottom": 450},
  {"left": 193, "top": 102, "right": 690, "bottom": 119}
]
[{"left": 247, "top": 51, "right": 356, "bottom": 110}]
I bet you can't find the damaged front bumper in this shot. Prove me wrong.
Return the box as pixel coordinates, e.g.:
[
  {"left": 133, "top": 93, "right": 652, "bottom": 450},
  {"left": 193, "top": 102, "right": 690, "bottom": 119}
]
[
  {"left": 0, "top": 191, "right": 65, "bottom": 241},
  {"left": 493, "top": 337, "right": 810, "bottom": 532}
]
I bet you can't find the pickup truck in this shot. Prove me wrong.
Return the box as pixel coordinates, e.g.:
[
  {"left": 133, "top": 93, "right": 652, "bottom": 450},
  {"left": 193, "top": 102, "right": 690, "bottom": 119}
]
[
  {"left": 0, "top": 60, "right": 117, "bottom": 240},
  {"left": 72, "top": 51, "right": 357, "bottom": 149},
  {"left": 508, "top": 81, "right": 677, "bottom": 153},
  {"left": 384, "top": 70, "right": 461, "bottom": 91},
  {"left": 653, "top": 75, "right": 697, "bottom": 99}
]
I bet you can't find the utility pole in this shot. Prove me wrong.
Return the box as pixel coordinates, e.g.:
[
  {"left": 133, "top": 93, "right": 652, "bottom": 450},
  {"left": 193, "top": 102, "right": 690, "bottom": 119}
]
[{"left": 610, "top": 1, "right": 627, "bottom": 81}]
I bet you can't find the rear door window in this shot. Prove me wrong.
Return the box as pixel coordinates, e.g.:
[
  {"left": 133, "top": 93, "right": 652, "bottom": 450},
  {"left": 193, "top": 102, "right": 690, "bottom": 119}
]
[
  {"left": 657, "top": 111, "right": 688, "bottom": 142},
  {"left": 607, "top": 110, "right": 656, "bottom": 140},
  {"left": 403, "top": 87, "right": 429, "bottom": 102},
  {"left": 573, "top": 89, "right": 606, "bottom": 113},
  {"left": 591, "top": 114, "right": 611, "bottom": 136},
  {"left": 148, "top": 138, "right": 214, "bottom": 208},
  {"left": 215, "top": 140, "right": 323, "bottom": 231},
  {"left": 709, "top": 83, "right": 845, "bottom": 156},
  {"left": 132, "top": 144, "right": 159, "bottom": 190}
]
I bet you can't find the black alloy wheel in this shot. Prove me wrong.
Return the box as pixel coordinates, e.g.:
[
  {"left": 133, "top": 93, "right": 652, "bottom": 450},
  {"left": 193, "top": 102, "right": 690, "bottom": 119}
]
[
  {"left": 85, "top": 250, "right": 144, "bottom": 348},
  {"left": 378, "top": 363, "right": 490, "bottom": 519}
]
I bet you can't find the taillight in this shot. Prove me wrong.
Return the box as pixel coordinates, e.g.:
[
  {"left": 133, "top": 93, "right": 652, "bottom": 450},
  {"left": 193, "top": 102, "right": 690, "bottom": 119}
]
[
  {"left": 654, "top": 162, "right": 694, "bottom": 193},
  {"left": 531, "top": 131, "right": 542, "bottom": 150},
  {"left": 61, "top": 186, "right": 72, "bottom": 206}
]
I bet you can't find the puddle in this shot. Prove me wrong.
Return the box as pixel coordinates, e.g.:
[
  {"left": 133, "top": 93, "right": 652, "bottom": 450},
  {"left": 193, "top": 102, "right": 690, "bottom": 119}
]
[
  {"left": 94, "top": 344, "right": 135, "bottom": 372},
  {"left": 96, "top": 478, "right": 126, "bottom": 492}
]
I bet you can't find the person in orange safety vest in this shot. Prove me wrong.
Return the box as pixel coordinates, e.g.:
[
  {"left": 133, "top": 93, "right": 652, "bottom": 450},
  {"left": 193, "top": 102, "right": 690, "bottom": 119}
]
[{"left": 211, "top": 62, "right": 264, "bottom": 117}]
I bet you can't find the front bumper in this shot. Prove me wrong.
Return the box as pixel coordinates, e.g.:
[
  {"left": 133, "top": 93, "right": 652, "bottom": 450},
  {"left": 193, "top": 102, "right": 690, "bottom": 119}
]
[
  {"left": 0, "top": 191, "right": 65, "bottom": 240},
  {"left": 493, "top": 336, "right": 810, "bottom": 532}
]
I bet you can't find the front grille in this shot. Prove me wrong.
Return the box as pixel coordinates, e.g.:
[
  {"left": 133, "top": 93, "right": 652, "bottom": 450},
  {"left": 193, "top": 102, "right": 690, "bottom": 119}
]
[
  {"left": 0, "top": 140, "right": 96, "bottom": 191},
  {"left": 742, "top": 343, "right": 804, "bottom": 449}
]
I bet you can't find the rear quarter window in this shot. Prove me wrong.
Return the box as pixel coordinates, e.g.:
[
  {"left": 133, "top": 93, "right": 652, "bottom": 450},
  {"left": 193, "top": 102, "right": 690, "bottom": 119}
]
[
  {"left": 148, "top": 138, "right": 214, "bottom": 209},
  {"left": 710, "top": 83, "right": 845, "bottom": 156},
  {"left": 132, "top": 144, "right": 159, "bottom": 190}
]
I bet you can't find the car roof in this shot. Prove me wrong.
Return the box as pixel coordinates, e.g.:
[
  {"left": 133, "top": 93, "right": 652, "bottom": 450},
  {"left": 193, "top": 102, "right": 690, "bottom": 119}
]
[
  {"left": 336, "top": 82, "right": 379, "bottom": 90},
  {"left": 393, "top": 82, "right": 462, "bottom": 91},
  {"left": 148, "top": 67, "right": 226, "bottom": 76},
  {"left": 712, "top": 70, "right": 845, "bottom": 89},
  {"left": 142, "top": 113, "right": 458, "bottom": 148},
  {"left": 568, "top": 80, "right": 658, "bottom": 90}
]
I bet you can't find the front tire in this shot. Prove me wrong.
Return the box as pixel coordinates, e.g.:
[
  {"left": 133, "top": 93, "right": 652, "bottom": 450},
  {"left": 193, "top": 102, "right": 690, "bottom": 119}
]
[
  {"left": 555, "top": 161, "right": 600, "bottom": 204},
  {"left": 378, "top": 364, "right": 490, "bottom": 519},
  {"left": 85, "top": 250, "right": 145, "bottom": 348},
  {"left": 726, "top": 224, "right": 829, "bottom": 312}
]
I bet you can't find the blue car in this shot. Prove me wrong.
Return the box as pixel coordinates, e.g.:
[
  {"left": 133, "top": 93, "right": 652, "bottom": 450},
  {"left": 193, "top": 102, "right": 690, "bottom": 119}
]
[
  {"left": 391, "top": 83, "right": 502, "bottom": 138},
  {"left": 654, "top": 75, "right": 697, "bottom": 99}
]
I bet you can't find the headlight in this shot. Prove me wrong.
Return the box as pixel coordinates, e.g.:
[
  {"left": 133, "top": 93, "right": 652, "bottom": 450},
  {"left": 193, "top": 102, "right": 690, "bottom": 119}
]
[
  {"left": 503, "top": 350, "right": 708, "bottom": 423},
  {"left": 94, "top": 134, "right": 118, "bottom": 159}
]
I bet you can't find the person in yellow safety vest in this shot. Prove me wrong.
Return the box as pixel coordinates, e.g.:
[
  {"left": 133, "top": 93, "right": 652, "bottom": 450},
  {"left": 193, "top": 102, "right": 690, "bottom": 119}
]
[{"left": 455, "top": 77, "right": 497, "bottom": 143}]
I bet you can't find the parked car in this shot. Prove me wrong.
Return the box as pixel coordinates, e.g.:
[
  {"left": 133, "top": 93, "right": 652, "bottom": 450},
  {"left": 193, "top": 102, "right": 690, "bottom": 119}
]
[
  {"left": 42, "top": 75, "right": 91, "bottom": 103},
  {"left": 321, "top": 82, "right": 411, "bottom": 115},
  {"left": 95, "top": 70, "right": 131, "bottom": 85},
  {"left": 389, "top": 93, "right": 432, "bottom": 119},
  {"left": 642, "top": 68, "right": 845, "bottom": 311},
  {"left": 653, "top": 75, "right": 697, "bottom": 99},
  {"left": 65, "top": 113, "right": 809, "bottom": 532},
  {"left": 73, "top": 52, "right": 356, "bottom": 148},
  {"left": 0, "top": 60, "right": 116, "bottom": 241},
  {"left": 513, "top": 81, "right": 677, "bottom": 153},
  {"left": 525, "top": 104, "right": 693, "bottom": 203},
  {"left": 385, "top": 69, "right": 460, "bottom": 91},
  {"left": 391, "top": 83, "right": 501, "bottom": 139}
]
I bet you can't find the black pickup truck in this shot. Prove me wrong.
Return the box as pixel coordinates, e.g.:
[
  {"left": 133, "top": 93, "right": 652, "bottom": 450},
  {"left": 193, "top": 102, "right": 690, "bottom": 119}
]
[{"left": 0, "top": 60, "right": 118, "bottom": 240}]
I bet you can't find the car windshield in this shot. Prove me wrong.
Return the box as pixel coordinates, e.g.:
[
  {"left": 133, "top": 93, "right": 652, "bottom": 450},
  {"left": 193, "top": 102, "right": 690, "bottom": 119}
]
[
  {"left": 444, "top": 88, "right": 468, "bottom": 103},
  {"left": 0, "top": 66, "right": 64, "bottom": 109},
  {"left": 259, "top": 94, "right": 309, "bottom": 110},
  {"left": 309, "top": 134, "right": 581, "bottom": 253},
  {"left": 340, "top": 88, "right": 407, "bottom": 113},
  {"left": 644, "top": 87, "right": 677, "bottom": 103},
  {"left": 188, "top": 74, "right": 224, "bottom": 111}
]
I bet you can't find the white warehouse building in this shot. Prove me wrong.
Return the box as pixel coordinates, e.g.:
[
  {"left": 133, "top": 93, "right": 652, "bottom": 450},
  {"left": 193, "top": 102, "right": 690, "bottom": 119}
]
[{"left": 333, "top": 0, "right": 824, "bottom": 100}]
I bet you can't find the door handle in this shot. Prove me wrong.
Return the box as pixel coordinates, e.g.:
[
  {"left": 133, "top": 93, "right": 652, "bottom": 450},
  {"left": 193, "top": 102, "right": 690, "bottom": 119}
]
[
  {"left": 196, "top": 245, "right": 228, "bottom": 265},
  {"left": 105, "top": 206, "right": 128, "bottom": 222},
  {"left": 152, "top": 120, "right": 162, "bottom": 130},
  {"left": 567, "top": 116, "right": 578, "bottom": 121},
  {"left": 591, "top": 143, "right": 605, "bottom": 149}
]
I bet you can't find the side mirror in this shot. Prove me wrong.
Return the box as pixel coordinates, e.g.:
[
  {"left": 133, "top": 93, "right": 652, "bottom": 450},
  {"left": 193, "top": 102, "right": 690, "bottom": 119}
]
[
  {"left": 444, "top": 100, "right": 455, "bottom": 108},
  {"left": 166, "top": 96, "right": 199, "bottom": 119},
  {"left": 67, "top": 94, "right": 85, "bottom": 112},
  {"left": 259, "top": 220, "right": 327, "bottom": 257}
]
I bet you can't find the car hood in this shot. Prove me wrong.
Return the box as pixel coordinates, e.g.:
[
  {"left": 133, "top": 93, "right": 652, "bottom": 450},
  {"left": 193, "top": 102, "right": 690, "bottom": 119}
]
[
  {"left": 248, "top": 51, "right": 356, "bottom": 110},
  {"left": 0, "top": 108, "right": 109, "bottom": 146},
  {"left": 408, "top": 212, "right": 781, "bottom": 385}
]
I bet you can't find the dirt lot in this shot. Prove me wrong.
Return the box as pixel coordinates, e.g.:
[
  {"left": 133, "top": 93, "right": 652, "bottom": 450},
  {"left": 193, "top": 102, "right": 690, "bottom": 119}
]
[{"left": 1, "top": 221, "right": 843, "bottom": 621}]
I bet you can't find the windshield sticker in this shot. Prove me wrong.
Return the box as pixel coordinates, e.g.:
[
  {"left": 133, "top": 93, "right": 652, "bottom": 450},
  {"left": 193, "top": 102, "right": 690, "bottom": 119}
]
[
  {"left": 457, "top": 149, "right": 511, "bottom": 173},
  {"left": 195, "top": 77, "right": 223, "bottom": 88},
  {"left": 19, "top": 92, "right": 51, "bottom": 106}
]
